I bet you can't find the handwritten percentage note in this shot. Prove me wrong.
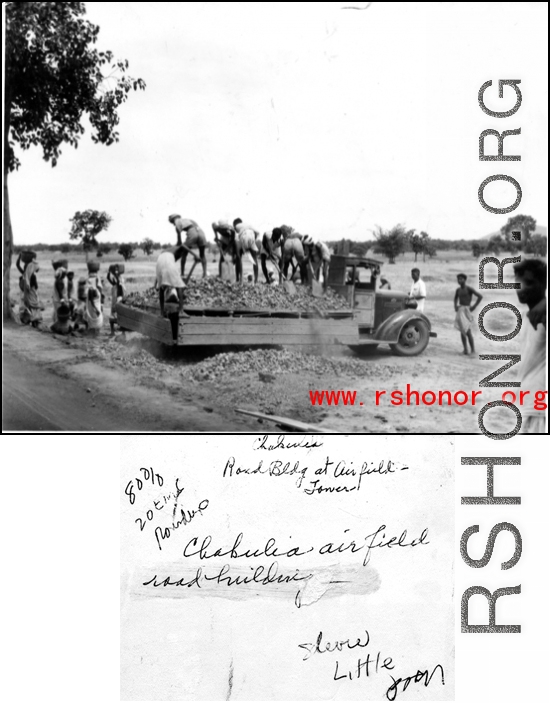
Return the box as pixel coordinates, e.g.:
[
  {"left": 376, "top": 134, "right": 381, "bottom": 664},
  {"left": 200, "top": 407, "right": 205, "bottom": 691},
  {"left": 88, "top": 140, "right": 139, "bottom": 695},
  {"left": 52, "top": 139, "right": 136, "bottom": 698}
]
[
  {"left": 124, "top": 467, "right": 164, "bottom": 505},
  {"left": 124, "top": 472, "right": 209, "bottom": 549},
  {"left": 121, "top": 434, "right": 454, "bottom": 701}
]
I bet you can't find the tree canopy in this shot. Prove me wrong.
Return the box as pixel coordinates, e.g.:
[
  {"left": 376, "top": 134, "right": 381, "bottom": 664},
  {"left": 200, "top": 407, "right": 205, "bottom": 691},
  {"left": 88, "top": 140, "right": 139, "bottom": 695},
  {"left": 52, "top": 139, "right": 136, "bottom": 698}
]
[
  {"left": 118, "top": 243, "right": 136, "bottom": 261},
  {"left": 372, "top": 224, "right": 408, "bottom": 264},
  {"left": 69, "top": 209, "right": 112, "bottom": 257},
  {"left": 500, "top": 214, "right": 537, "bottom": 251},
  {"left": 140, "top": 238, "right": 155, "bottom": 256},
  {"left": 3, "top": 2, "right": 145, "bottom": 318},
  {"left": 5, "top": 2, "right": 146, "bottom": 172}
]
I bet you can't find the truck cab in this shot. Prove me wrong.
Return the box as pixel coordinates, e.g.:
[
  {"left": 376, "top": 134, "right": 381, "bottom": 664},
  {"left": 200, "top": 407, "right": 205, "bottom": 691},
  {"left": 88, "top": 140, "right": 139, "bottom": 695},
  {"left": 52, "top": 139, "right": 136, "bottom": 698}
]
[{"left": 327, "top": 255, "right": 436, "bottom": 356}]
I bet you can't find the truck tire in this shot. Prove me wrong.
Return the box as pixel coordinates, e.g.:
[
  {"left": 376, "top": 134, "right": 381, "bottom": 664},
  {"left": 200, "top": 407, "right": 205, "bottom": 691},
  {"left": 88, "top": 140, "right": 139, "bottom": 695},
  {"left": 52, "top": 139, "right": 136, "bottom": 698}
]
[
  {"left": 390, "top": 319, "right": 430, "bottom": 356},
  {"left": 348, "top": 344, "right": 379, "bottom": 356}
]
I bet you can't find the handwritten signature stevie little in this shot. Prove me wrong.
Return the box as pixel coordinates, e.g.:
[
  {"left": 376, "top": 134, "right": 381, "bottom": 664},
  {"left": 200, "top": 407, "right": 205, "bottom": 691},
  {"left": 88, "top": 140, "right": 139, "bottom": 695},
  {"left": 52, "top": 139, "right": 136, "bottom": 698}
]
[{"left": 298, "top": 628, "right": 444, "bottom": 700}]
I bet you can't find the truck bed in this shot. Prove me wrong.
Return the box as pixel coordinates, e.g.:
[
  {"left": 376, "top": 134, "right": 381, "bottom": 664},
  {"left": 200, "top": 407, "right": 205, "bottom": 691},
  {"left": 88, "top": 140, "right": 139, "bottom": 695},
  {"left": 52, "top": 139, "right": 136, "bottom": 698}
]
[{"left": 116, "top": 303, "right": 359, "bottom": 347}]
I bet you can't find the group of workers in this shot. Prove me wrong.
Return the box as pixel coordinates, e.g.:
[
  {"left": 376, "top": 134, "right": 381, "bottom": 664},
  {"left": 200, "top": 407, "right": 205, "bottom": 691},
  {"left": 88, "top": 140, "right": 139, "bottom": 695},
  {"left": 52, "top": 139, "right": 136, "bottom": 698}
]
[
  {"left": 167, "top": 215, "right": 332, "bottom": 286},
  {"left": 16, "top": 251, "right": 126, "bottom": 335}
]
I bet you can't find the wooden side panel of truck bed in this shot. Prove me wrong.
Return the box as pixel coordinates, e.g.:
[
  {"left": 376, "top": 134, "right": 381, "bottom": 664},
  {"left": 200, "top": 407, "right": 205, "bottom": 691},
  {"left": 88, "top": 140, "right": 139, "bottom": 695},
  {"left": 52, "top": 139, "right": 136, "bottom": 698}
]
[
  {"left": 116, "top": 303, "right": 359, "bottom": 346},
  {"left": 116, "top": 304, "right": 175, "bottom": 345},
  {"left": 176, "top": 315, "right": 359, "bottom": 346}
]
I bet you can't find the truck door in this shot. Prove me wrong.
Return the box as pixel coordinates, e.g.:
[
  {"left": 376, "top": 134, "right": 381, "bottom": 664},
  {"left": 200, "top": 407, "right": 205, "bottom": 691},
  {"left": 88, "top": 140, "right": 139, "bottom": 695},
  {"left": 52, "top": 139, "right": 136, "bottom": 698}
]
[{"left": 353, "top": 268, "right": 375, "bottom": 327}]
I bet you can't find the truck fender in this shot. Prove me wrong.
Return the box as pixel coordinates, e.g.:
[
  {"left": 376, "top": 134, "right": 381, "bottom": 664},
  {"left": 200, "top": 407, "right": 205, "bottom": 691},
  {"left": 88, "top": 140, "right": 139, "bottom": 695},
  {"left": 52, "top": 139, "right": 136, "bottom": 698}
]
[{"left": 374, "top": 309, "right": 432, "bottom": 343}]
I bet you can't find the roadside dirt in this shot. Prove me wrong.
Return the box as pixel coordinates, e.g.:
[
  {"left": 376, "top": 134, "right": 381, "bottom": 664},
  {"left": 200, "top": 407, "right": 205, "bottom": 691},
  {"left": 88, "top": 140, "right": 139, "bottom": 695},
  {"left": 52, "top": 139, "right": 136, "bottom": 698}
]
[{"left": 3, "top": 323, "right": 251, "bottom": 432}]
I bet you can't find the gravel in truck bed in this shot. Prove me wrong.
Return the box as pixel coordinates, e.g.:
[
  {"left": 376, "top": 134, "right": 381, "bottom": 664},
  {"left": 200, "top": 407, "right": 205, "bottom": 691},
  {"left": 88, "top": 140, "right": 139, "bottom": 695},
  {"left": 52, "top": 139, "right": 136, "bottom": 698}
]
[{"left": 122, "top": 278, "right": 349, "bottom": 313}]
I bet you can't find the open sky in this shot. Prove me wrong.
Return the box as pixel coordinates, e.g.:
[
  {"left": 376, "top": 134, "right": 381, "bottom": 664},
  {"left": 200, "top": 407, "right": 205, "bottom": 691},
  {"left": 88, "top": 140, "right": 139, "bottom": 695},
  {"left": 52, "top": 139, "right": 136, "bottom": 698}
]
[{"left": 7, "top": 1, "right": 548, "bottom": 246}]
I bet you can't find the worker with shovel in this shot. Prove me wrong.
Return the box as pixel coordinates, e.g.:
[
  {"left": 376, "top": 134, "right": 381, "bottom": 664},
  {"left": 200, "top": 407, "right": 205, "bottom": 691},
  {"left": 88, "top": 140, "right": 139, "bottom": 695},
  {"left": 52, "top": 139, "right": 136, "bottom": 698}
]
[
  {"left": 168, "top": 214, "right": 207, "bottom": 279},
  {"left": 234, "top": 219, "right": 260, "bottom": 283},
  {"left": 258, "top": 228, "right": 283, "bottom": 284},
  {"left": 311, "top": 239, "right": 332, "bottom": 288},
  {"left": 211, "top": 220, "right": 236, "bottom": 279},
  {"left": 282, "top": 230, "right": 311, "bottom": 285}
]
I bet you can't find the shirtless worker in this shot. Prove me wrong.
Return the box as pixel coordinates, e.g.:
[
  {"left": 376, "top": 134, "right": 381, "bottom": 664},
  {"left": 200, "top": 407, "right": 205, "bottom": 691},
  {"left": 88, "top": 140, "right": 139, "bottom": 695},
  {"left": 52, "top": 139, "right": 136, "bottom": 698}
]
[
  {"left": 282, "top": 229, "right": 309, "bottom": 284},
  {"left": 513, "top": 259, "right": 547, "bottom": 434},
  {"left": 168, "top": 215, "right": 206, "bottom": 279},
  {"left": 454, "top": 273, "right": 483, "bottom": 355},
  {"left": 310, "top": 239, "right": 331, "bottom": 288},
  {"left": 258, "top": 228, "right": 283, "bottom": 283},
  {"left": 234, "top": 218, "right": 260, "bottom": 283},
  {"left": 211, "top": 220, "right": 236, "bottom": 277}
]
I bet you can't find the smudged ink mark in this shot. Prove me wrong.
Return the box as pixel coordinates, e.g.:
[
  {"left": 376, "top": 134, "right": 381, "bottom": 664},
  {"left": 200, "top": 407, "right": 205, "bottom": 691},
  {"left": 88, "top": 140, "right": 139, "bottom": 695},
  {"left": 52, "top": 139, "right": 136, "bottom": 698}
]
[{"left": 226, "top": 658, "right": 234, "bottom": 700}]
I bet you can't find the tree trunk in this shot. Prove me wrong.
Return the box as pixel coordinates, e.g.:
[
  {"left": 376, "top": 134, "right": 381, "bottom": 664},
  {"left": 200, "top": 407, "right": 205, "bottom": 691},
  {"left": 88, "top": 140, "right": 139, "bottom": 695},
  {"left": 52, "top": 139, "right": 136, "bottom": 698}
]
[
  {"left": 3, "top": 96, "right": 13, "bottom": 321},
  {"left": 3, "top": 168, "right": 13, "bottom": 321}
]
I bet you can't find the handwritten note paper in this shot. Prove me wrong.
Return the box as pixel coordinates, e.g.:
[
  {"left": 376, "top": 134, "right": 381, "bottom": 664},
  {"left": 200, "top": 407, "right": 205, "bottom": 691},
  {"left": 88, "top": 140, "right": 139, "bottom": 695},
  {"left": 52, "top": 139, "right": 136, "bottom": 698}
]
[{"left": 121, "top": 435, "right": 454, "bottom": 701}]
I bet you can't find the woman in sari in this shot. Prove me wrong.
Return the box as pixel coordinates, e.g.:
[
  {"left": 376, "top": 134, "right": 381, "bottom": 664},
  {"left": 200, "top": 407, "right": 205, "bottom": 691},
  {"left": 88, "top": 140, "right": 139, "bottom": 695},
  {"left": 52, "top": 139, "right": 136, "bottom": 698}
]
[
  {"left": 20, "top": 260, "right": 43, "bottom": 327},
  {"left": 52, "top": 266, "right": 68, "bottom": 323},
  {"left": 107, "top": 264, "right": 126, "bottom": 334},
  {"left": 85, "top": 275, "right": 104, "bottom": 333}
]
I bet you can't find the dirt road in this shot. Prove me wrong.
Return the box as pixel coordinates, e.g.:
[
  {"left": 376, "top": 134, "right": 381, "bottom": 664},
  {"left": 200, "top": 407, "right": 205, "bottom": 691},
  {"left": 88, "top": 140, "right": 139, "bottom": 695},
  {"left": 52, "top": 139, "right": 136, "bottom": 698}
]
[{"left": 2, "top": 323, "right": 250, "bottom": 432}]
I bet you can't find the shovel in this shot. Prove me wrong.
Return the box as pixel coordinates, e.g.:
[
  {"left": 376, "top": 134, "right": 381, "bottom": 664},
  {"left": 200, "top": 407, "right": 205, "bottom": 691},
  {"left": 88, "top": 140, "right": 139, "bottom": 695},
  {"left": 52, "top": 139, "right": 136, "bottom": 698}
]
[
  {"left": 219, "top": 249, "right": 234, "bottom": 281},
  {"left": 311, "top": 279, "right": 324, "bottom": 298},
  {"left": 220, "top": 259, "right": 234, "bottom": 281},
  {"left": 306, "top": 260, "right": 324, "bottom": 297},
  {"left": 272, "top": 260, "right": 296, "bottom": 295}
]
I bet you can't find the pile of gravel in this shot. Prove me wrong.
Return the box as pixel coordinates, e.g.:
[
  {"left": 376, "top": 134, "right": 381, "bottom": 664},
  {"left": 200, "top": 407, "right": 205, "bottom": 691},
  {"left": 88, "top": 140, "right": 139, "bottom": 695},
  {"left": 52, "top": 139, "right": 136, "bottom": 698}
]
[
  {"left": 178, "top": 348, "right": 403, "bottom": 382},
  {"left": 122, "top": 277, "right": 349, "bottom": 313}
]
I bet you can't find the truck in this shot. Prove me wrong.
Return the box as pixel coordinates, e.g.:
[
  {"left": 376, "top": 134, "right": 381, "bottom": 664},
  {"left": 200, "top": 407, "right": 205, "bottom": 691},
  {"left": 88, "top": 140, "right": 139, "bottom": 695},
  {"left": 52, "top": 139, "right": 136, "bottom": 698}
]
[{"left": 116, "top": 255, "right": 436, "bottom": 356}]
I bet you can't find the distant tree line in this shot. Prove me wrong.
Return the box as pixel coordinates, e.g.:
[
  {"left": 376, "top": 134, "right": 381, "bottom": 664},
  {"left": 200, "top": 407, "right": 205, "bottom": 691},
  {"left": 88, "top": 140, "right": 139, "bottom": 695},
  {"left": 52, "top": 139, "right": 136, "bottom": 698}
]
[
  {"left": 327, "top": 214, "right": 546, "bottom": 262},
  {"left": 329, "top": 226, "right": 438, "bottom": 264},
  {"left": 13, "top": 241, "right": 163, "bottom": 255}
]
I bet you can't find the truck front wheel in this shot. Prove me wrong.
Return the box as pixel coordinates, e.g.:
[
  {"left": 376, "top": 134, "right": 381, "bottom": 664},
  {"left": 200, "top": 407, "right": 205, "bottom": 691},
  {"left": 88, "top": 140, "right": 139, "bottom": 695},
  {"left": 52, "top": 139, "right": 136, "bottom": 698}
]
[{"left": 390, "top": 319, "right": 430, "bottom": 356}]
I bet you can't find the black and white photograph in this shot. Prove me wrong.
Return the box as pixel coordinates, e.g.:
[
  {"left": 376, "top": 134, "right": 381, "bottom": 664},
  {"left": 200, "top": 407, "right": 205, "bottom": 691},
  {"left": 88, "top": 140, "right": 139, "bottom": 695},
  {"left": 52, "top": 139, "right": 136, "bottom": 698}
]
[{"left": 3, "top": 2, "right": 547, "bottom": 434}]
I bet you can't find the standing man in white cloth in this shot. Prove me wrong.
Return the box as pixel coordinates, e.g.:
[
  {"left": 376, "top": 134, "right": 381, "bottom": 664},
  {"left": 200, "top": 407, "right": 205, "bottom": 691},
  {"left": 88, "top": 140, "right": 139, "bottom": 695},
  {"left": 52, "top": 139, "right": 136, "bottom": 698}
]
[
  {"left": 155, "top": 246, "right": 190, "bottom": 318},
  {"left": 407, "top": 267, "right": 427, "bottom": 312},
  {"left": 513, "top": 259, "right": 547, "bottom": 434}
]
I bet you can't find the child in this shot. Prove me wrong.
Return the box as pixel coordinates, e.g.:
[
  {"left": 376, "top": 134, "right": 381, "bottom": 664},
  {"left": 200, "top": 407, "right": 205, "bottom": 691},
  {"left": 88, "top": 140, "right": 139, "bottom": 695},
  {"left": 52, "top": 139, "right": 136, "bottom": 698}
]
[
  {"left": 454, "top": 273, "right": 483, "bottom": 354},
  {"left": 50, "top": 303, "right": 74, "bottom": 335}
]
